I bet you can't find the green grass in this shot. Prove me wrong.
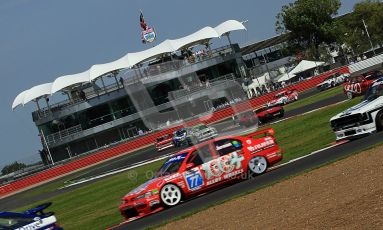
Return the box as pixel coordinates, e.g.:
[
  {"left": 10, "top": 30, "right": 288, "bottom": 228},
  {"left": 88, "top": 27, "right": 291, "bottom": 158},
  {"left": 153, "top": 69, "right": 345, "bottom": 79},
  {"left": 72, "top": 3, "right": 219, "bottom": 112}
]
[
  {"left": 15, "top": 160, "right": 164, "bottom": 230},
  {"left": 284, "top": 86, "right": 344, "bottom": 112},
  {"left": 14, "top": 97, "right": 361, "bottom": 229},
  {"left": 270, "top": 98, "right": 359, "bottom": 162}
]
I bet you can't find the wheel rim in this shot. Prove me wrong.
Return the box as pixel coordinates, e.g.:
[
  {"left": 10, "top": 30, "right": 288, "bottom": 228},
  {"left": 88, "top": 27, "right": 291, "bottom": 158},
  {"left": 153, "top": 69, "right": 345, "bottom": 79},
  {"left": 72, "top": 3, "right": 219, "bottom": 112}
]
[
  {"left": 347, "top": 92, "right": 353, "bottom": 99},
  {"left": 248, "top": 156, "right": 267, "bottom": 174},
  {"left": 161, "top": 184, "right": 181, "bottom": 206}
]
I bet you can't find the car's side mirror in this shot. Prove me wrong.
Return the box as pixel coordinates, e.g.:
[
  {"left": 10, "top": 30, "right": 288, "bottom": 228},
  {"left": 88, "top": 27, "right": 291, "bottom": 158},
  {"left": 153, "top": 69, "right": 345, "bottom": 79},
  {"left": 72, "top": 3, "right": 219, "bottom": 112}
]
[{"left": 186, "top": 162, "right": 195, "bottom": 170}]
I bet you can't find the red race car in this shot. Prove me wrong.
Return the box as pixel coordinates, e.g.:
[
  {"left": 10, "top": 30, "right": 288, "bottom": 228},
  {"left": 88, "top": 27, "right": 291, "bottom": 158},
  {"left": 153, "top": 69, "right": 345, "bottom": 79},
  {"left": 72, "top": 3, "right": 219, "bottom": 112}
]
[
  {"left": 343, "top": 70, "right": 383, "bottom": 99},
  {"left": 119, "top": 128, "right": 282, "bottom": 222},
  {"left": 155, "top": 134, "right": 175, "bottom": 151},
  {"left": 256, "top": 105, "right": 284, "bottom": 124},
  {"left": 267, "top": 89, "right": 298, "bottom": 107}
]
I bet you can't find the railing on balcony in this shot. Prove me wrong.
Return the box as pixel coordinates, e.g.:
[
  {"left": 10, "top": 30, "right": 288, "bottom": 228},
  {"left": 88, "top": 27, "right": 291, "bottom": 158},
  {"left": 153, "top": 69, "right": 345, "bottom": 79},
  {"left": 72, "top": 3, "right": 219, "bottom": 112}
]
[
  {"left": 45, "top": 124, "right": 82, "bottom": 146},
  {"left": 42, "top": 74, "right": 238, "bottom": 146},
  {"left": 33, "top": 45, "right": 236, "bottom": 119}
]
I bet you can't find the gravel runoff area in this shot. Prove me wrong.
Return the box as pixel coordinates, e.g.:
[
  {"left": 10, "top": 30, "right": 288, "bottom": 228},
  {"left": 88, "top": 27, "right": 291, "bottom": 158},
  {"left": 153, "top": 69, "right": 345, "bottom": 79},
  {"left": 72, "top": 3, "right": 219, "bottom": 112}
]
[{"left": 160, "top": 144, "right": 383, "bottom": 230}]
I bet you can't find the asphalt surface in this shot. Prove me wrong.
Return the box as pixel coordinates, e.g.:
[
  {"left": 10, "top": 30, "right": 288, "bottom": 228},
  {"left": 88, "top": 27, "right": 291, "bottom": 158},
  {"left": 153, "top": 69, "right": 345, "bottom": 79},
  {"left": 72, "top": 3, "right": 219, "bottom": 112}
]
[
  {"left": 115, "top": 131, "right": 383, "bottom": 230},
  {"left": 0, "top": 89, "right": 348, "bottom": 210}
]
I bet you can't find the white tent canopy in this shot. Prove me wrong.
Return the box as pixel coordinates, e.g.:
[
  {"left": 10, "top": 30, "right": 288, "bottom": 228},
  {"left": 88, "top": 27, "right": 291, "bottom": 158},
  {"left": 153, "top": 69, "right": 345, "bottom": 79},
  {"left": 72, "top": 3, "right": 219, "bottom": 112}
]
[
  {"left": 214, "top": 20, "right": 246, "bottom": 36},
  {"left": 12, "top": 91, "right": 27, "bottom": 110},
  {"left": 276, "top": 72, "right": 296, "bottom": 82},
  {"left": 12, "top": 83, "right": 54, "bottom": 110},
  {"left": 52, "top": 69, "right": 91, "bottom": 94},
  {"left": 13, "top": 19, "right": 246, "bottom": 109},
  {"left": 289, "top": 60, "right": 325, "bottom": 75}
]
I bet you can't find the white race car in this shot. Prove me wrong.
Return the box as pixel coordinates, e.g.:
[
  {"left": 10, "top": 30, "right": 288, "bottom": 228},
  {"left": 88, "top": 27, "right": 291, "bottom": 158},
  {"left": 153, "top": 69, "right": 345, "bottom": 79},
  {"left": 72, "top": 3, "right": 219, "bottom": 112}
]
[
  {"left": 317, "top": 73, "right": 349, "bottom": 91},
  {"left": 330, "top": 80, "right": 383, "bottom": 141}
]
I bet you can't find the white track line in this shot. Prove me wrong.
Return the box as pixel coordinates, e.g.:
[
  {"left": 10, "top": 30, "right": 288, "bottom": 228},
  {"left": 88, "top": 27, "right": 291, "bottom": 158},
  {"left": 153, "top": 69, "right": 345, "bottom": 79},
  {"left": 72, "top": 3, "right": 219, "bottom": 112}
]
[
  {"left": 268, "top": 140, "right": 348, "bottom": 171},
  {"left": 60, "top": 153, "right": 175, "bottom": 189}
]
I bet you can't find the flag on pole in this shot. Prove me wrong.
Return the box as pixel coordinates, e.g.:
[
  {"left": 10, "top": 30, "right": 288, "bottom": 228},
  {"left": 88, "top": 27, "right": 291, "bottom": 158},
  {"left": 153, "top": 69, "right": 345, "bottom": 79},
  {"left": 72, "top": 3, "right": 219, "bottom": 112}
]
[
  {"left": 139, "top": 10, "right": 156, "bottom": 44},
  {"left": 139, "top": 11, "right": 148, "bottom": 30}
]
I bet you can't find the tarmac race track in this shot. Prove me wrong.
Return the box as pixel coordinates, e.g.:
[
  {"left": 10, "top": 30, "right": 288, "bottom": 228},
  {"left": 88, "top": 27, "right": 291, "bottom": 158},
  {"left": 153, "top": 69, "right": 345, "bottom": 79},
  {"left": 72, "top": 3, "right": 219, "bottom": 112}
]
[
  {"left": 115, "top": 131, "right": 383, "bottom": 230},
  {"left": 0, "top": 89, "right": 347, "bottom": 210}
]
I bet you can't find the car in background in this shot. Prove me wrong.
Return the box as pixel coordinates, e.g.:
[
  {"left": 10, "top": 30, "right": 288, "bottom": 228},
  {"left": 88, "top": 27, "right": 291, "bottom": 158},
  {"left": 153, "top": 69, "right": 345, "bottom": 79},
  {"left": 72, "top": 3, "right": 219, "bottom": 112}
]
[
  {"left": 330, "top": 80, "right": 383, "bottom": 141},
  {"left": 267, "top": 89, "right": 298, "bottom": 107},
  {"left": 173, "top": 124, "right": 217, "bottom": 147},
  {"left": 0, "top": 202, "right": 62, "bottom": 230},
  {"left": 317, "top": 72, "right": 349, "bottom": 91},
  {"left": 343, "top": 70, "right": 383, "bottom": 99},
  {"left": 119, "top": 128, "right": 283, "bottom": 222},
  {"left": 155, "top": 134, "right": 175, "bottom": 151},
  {"left": 256, "top": 105, "right": 284, "bottom": 124}
]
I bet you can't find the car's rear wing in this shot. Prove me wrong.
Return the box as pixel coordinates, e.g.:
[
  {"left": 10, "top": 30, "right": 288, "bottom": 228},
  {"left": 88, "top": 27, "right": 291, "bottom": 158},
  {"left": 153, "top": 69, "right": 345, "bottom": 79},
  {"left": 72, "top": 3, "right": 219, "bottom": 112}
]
[
  {"left": 24, "top": 202, "right": 54, "bottom": 217},
  {"left": 245, "top": 128, "right": 275, "bottom": 139}
]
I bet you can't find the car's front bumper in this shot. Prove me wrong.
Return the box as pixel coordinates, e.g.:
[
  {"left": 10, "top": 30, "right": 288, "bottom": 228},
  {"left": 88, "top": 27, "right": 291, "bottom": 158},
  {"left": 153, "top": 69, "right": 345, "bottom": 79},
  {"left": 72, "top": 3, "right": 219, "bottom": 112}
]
[
  {"left": 334, "top": 123, "right": 376, "bottom": 141},
  {"left": 119, "top": 197, "right": 162, "bottom": 220}
]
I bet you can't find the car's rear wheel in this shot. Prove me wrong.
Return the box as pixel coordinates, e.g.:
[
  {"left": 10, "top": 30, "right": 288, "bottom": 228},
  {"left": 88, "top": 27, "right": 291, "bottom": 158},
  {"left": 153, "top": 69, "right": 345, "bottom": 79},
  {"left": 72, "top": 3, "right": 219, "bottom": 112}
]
[
  {"left": 160, "top": 184, "right": 182, "bottom": 207},
  {"left": 346, "top": 91, "right": 353, "bottom": 100},
  {"left": 248, "top": 156, "right": 268, "bottom": 176},
  {"left": 376, "top": 111, "right": 383, "bottom": 131}
]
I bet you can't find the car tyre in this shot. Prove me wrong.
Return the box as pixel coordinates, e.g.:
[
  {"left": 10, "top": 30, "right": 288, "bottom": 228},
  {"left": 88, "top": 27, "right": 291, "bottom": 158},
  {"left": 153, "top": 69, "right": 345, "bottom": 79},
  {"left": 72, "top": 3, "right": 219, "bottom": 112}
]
[
  {"left": 248, "top": 156, "right": 268, "bottom": 177},
  {"left": 346, "top": 91, "right": 353, "bottom": 100},
  {"left": 160, "top": 184, "right": 182, "bottom": 207},
  {"left": 376, "top": 111, "right": 383, "bottom": 131}
]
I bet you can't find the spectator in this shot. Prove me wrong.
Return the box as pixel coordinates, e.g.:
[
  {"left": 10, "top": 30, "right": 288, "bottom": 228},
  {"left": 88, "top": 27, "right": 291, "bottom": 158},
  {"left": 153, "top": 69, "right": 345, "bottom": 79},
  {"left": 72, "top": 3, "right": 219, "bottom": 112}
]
[
  {"left": 205, "top": 79, "right": 211, "bottom": 88},
  {"left": 357, "top": 56, "right": 362, "bottom": 62},
  {"left": 119, "top": 77, "right": 124, "bottom": 87},
  {"left": 138, "top": 129, "right": 144, "bottom": 135},
  {"left": 79, "top": 90, "right": 86, "bottom": 100}
]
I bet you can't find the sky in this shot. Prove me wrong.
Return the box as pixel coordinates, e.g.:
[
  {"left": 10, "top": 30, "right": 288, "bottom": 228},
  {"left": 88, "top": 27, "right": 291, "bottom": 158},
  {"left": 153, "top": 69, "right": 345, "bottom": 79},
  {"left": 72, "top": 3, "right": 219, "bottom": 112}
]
[{"left": 0, "top": 0, "right": 361, "bottom": 167}]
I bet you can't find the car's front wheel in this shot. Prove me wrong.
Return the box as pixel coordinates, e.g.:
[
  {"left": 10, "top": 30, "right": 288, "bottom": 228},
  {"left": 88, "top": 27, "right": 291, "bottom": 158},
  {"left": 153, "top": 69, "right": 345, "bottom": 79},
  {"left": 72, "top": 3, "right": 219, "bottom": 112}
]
[
  {"left": 375, "top": 111, "right": 383, "bottom": 131},
  {"left": 248, "top": 156, "right": 268, "bottom": 176},
  {"left": 160, "top": 184, "right": 182, "bottom": 207},
  {"left": 346, "top": 91, "right": 353, "bottom": 100}
]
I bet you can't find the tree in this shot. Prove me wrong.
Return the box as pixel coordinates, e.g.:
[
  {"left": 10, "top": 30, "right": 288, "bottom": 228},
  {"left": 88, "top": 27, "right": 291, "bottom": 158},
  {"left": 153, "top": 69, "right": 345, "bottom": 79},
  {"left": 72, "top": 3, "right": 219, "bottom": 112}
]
[
  {"left": 1, "top": 161, "right": 27, "bottom": 175},
  {"left": 338, "top": 0, "right": 383, "bottom": 55},
  {"left": 276, "top": 0, "right": 341, "bottom": 59}
]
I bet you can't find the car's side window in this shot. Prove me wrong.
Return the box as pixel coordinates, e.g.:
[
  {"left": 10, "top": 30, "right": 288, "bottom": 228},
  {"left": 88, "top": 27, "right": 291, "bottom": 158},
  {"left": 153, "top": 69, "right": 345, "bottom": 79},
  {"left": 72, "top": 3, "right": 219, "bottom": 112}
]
[
  {"left": 187, "top": 145, "right": 214, "bottom": 166},
  {"left": 213, "top": 139, "right": 243, "bottom": 156}
]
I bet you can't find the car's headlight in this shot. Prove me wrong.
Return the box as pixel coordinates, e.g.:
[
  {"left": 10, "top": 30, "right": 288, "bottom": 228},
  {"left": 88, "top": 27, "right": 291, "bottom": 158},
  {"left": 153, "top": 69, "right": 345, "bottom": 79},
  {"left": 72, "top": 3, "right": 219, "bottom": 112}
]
[{"left": 135, "top": 191, "right": 152, "bottom": 200}]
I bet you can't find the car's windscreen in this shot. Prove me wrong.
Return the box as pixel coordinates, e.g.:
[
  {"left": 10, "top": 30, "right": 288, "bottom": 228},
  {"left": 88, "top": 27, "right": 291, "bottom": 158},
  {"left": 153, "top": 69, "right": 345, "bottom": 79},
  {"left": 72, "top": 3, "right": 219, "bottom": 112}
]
[
  {"left": 255, "top": 107, "right": 266, "bottom": 113},
  {"left": 156, "top": 152, "right": 188, "bottom": 177},
  {"left": 175, "top": 129, "right": 186, "bottom": 136},
  {"left": 274, "top": 92, "right": 284, "bottom": 98},
  {"left": 365, "top": 71, "right": 382, "bottom": 80},
  {"left": 0, "top": 216, "right": 34, "bottom": 229},
  {"left": 365, "top": 84, "right": 383, "bottom": 101}
]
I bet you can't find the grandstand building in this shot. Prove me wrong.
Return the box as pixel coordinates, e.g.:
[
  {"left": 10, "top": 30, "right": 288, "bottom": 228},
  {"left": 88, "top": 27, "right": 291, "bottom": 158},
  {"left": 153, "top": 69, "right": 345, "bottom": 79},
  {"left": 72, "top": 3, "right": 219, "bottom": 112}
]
[{"left": 13, "top": 20, "right": 257, "bottom": 164}]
